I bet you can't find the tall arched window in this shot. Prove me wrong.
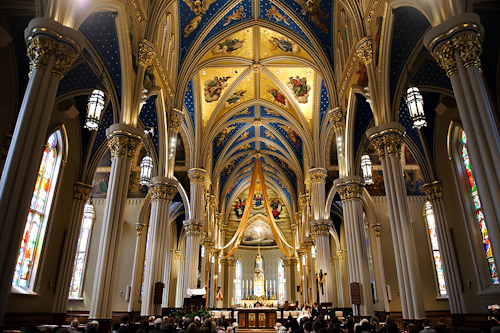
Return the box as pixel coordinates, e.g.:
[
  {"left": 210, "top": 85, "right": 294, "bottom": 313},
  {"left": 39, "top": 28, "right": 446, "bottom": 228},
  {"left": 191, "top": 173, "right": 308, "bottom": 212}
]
[
  {"left": 69, "top": 201, "right": 95, "bottom": 297},
  {"left": 235, "top": 259, "right": 242, "bottom": 304},
  {"left": 278, "top": 259, "right": 285, "bottom": 305},
  {"left": 457, "top": 129, "right": 498, "bottom": 285},
  {"left": 424, "top": 201, "right": 447, "bottom": 296},
  {"left": 13, "top": 131, "right": 63, "bottom": 290}
]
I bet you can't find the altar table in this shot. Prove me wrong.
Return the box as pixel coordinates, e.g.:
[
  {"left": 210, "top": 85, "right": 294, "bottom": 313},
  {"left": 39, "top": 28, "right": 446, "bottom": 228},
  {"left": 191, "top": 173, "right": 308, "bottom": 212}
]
[{"left": 238, "top": 308, "right": 277, "bottom": 329}]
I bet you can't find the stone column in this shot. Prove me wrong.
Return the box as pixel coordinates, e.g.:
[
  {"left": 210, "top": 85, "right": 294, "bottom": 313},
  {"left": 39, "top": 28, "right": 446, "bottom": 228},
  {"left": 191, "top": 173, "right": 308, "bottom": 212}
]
[
  {"left": 304, "top": 241, "right": 317, "bottom": 304},
  {"left": 226, "top": 257, "right": 236, "bottom": 307},
  {"left": 128, "top": 222, "right": 146, "bottom": 312},
  {"left": 356, "top": 38, "right": 380, "bottom": 122},
  {"left": 423, "top": 182, "right": 465, "bottom": 314},
  {"left": 283, "top": 259, "right": 292, "bottom": 304},
  {"left": 367, "top": 124, "right": 425, "bottom": 320},
  {"left": 200, "top": 240, "right": 213, "bottom": 291},
  {"left": 183, "top": 168, "right": 206, "bottom": 298},
  {"left": 167, "top": 108, "right": 185, "bottom": 178},
  {"left": 311, "top": 224, "right": 334, "bottom": 305},
  {"left": 141, "top": 178, "right": 177, "bottom": 316},
  {"left": 371, "top": 224, "right": 390, "bottom": 312},
  {"left": 328, "top": 108, "right": 347, "bottom": 177},
  {"left": 53, "top": 183, "right": 93, "bottom": 318},
  {"left": 425, "top": 13, "right": 500, "bottom": 266},
  {"left": 334, "top": 177, "right": 373, "bottom": 316},
  {"left": 89, "top": 124, "right": 143, "bottom": 321},
  {"left": 297, "top": 249, "right": 305, "bottom": 305},
  {"left": 0, "top": 18, "right": 83, "bottom": 324}
]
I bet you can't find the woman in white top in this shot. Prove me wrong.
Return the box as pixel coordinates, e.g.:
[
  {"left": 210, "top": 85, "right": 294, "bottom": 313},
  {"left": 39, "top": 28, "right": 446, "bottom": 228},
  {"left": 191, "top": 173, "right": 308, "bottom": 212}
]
[{"left": 297, "top": 303, "right": 311, "bottom": 323}]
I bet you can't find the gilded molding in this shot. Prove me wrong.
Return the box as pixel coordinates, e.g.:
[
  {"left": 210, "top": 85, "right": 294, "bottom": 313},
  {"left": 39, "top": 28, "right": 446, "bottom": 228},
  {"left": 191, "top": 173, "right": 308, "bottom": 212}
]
[
  {"left": 27, "top": 36, "right": 78, "bottom": 78},
  {"left": 337, "top": 249, "right": 344, "bottom": 260},
  {"left": 149, "top": 183, "right": 177, "bottom": 202},
  {"left": 283, "top": 258, "right": 292, "bottom": 266},
  {"left": 170, "top": 108, "right": 185, "bottom": 131},
  {"left": 130, "top": 0, "right": 144, "bottom": 23},
  {"left": 107, "top": 136, "right": 128, "bottom": 158},
  {"left": 174, "top": 250, "right": 182, "bottom": 260},
  {"left": 337, "top": 182, "right": 363, "bottom": 201},
  {"left": 227, "top": 257, "right": 237, "bottom": 266},
  {"left": 366, "top": 0, "right": 380, "bottom": 23},
  {"left": 73, "top": 182, "right": 93, "bottom": 201},
  {"left": 371, "top": 137, "right": 385, "bottom": 161},
  {"left": 356, "top": 38, "right": 373, "bottom": 64},
  {"left": 383, "top": 133, "right": 403, "bottom": 157},
  {"left": 138, "top": 41, "right": 155, "bottom": 67},
  {"left": 423, "top": 181, "right": 443, "bottom": 202},
  {"left": 135, "top": 222, "right": 146, "bottom": 236},
  {"left": 188, "top": 168, "right": 206, "bottom": 185},
  {"left": 328, "top": 108, "right": 344, "bottom": 131},
  {"left": 371, "top": 223, "right": 381, "bottom": 237},
  {"left": 311, "top": 224, "right": 331, "bottom": 238},
  {"left": 453, "top": 33, "right": 482, "bottom": 70},
  {"left": 308, "top": 168, "right": 328, "bottom": 185},
  {"left": 185, "top": 223, "right": 204, "bottom": 237},
  {"left": 432, "top": 40, "right": 457, "bottom": 77}
]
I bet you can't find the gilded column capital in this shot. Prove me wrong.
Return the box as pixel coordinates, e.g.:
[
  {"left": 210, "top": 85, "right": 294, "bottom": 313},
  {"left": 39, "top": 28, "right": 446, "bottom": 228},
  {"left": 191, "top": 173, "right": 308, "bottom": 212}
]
[
  {"left": 308, "top": 168, "right": 328, "bottom": 185},
  {"left": 27, "top": 35, "right": 79, "bottom": 78},
  {"left": 135, "top": 222, "right": 146, "bottom": 236},
  {"left": 138, "top": 41, "right": 156, "bottom": 67},
  {"left": 184, "top": 223, "right": 204, "bottom": 237},
  {"left": 202, "top": 239, "right": 214, "bottom": 248},
  {"left": 336, "top": 180, "right": 363, "bottom": 201},
  {"left": 174, "top": 250, "right": 182, "bottom": 260},
  {"left": 370, "top": 137, "right": 385, "bottom": 161},
  {"left": 170, "top": 108, "right": 185, "bottom": 131},
  {"left": 371, "top": 223, "right": 382, "bottom": 237},
  {"left": 149, "top": 182, "right": 177, "bottom": 202},
  {"left": 328, "top": 108, "right": 344, "bottom": 131},
  {"left": 356, "top": 38, "right": 373, "bottom": 64},
  {"left": 227, "top": 257, "right": 237, "bottom": 266},
  {"left": 73, "top": 182, "right": 93, "bottom": 201},
  {"left": 432, "top": 40, "right": 457, "bottom": 77},
  {"left": 303, "top": 239, "right": 314, "bottom": 249},
  {"left": 453, "top": 32, "right": 482, "bottom": 71},
  {"left": 423, "top": 181, "right": 443, "bottom": 202},
  {"left": 283, "top": 258, "right": 293, "bottom": 266},
  {"left": 336, "top": 250, "right": 344, "bottom": 260},
  {"left": 188, "top": 168, "right": 207, "bottom": 185},
  {"left": 383, "top": 133, "right": 404, "bottom": 157},
  {"left": 107, "top": 133, "right": 142, "bottom": 159},
  {"left": 310, "top": 224, "right": 331, "bottom": 238}
]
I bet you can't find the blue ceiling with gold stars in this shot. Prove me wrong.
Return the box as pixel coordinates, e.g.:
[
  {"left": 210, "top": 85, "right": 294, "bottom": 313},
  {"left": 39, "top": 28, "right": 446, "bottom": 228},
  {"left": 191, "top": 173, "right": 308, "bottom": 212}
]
[
  {"left": 184, "top": 79, "right": 196, "bottom": 134},
  {"left": 353, "top": 93, "right": 373, "bottom": 158},
  {"left": 57, "top": 62, "right": 100, "bottom": 96},
  {"left": 319, "top": 78, "right": 329, "bottom": 130},
  {"left": 140, "top": 95, "right": 160, "bottom": 157}
]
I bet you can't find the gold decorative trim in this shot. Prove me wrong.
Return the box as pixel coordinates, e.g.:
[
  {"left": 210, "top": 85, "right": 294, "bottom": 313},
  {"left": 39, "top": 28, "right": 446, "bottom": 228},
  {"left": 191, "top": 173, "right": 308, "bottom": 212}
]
[
  {"left": 138, "top": 41, "right": 155, "bottom": 67},
  {"left": 135, "top": 222, "right": 146, "bottom": 236},
  {"left": 188, "top": 168, "right": 207, "bottom": 185},
  {"left": 383, "top": 133, "right": 403, "bottom": 157},
  {"left": 129, "top": 0, "right": 144, "bottom": 23},
  {"left": 73, "top": 182, "right": 93, "bottom": 201},
  {"left": 150, "top": 182, "right": 177, "bottom": 202},
  {"left": 453, "top": 33, "right": 482, "bottom": 71},
  {"left": 308, "top": 168, "right": 328, "bottom": 185},
  {"left": 311, "top": 224, "right": 330, "bottom": 238},
  {"left": 27, "top": 36, "right": 78, "bottom": 78},
  {"left": 371, "top": 223, "right": 381, "bottom": 237},
  {"left": 170, "top": 108, "right": 185, "bottom": 130},
  {"left": 185, "top": 223, "right": 204, "bottom": 237},
  {"left": 337, "top": 181, "right": 363, "bottom": 200},
  {"left": 366, "top": 0, "right": 380, "bottom": 23},
  {"left": 328, "top": 108, "right": 344, "bottom": 131},
  {"left": 423, "top": 181, "right": 443, "bottom": 202},
  {"left": 356, "top": 38, "right": 373, "bottom": 64},
  {"left": 433, "top": 40, "right": 457, "bottom": 77}
]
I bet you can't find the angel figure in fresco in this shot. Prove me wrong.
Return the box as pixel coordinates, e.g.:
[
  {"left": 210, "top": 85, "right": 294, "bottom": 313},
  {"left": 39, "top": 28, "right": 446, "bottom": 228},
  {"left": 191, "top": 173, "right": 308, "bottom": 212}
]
[
  {"left": 265, "top": 143, "right": 278, "bottom": 151},
  {"left": 294, "top": 0, "right": 329, "bottom": 34},
  {"left": 182, "top": 0, "right": 217, "bottom": 37},
  {"left": 225, "top": 90, "right": 247, "bottom": 108},
  {"left": 236, "top": 108, "right": 251, "bottom": 116},
  {"left": 236, "top": 131, "right": 249, "bottom": 142},
  {"left": 270, "top": 196, "right": 283, "bottom": 219},
  {"left": 265, "top": 129, "right": 276, "bottom": 140},
  {"left": 278, "top": 124, "right": 301, "bottom": 147},
  {"left": 223, "top": 6, "right": 246, "bottom": 26},
  {"left": 267, "top": 87, "right": 289, "bottom": 108},
  {"left": 239, "top": 143, "right": 251, "bottom": 150},
  {"left": 287, "top": 76, "right": 311, "bottom": 103},
  {"left": 204, "top": 76, "right": 231, "bottom": 103},
  {"left": 216, "top": 125, "right": 236, "bottom": 147},
  {"left": 269, "top": 36, "right": 300, "bottom": 54},
  {"left": 211, "top": 38, "right": 245, "bottom": 55}
]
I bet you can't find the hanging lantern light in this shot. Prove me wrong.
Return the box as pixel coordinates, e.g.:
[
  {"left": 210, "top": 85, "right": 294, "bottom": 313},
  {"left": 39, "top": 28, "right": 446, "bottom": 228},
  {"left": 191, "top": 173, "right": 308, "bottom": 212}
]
[
  {"left": 361, "top": 153, "right": 374, "bottom": 185},
  {"left": 84, "top": 89, "right": 106, "bottom": 130},
  {"left": 406, "top": 85, "right": 427, "bottom": 128},
  {"left": 311, "top": 245, "right": 316, "bottom": 259},
  {"left": 140, "top": 154, "right": 153, "bottom": 186}
]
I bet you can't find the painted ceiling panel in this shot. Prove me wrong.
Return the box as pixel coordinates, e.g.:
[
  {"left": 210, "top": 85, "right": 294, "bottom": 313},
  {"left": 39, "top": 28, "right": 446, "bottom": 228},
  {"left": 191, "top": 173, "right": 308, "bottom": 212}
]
[
  {"left": 259, "top": 105, "right": 288, "bottom": 121},
  {"left": 268, "top": 175, "right": 293, "bottom": 208},
  {"left": 215, "top": 73, "right": 256, "bottom": 121},
  {"left": 57, "top": 62, "right": 100, "bottom": 96},
  {"left": 220, "top": 153, "right": 251, "bottom": 189},
  {"left": 259, "top": 72, "right": 298, "bottom": 120},
  {"left": 226, "top": 126, "right": 257, "bottom": 155},
  {"left": 259, "top": 27, "right": 313, "bottom": 62},
  {"left": 413, "top": 56, "right": 452, "bottom": 91},
  {"left": 267, "top": 154, "right": 297, "bottom": 189},
  {"left": 213, "top": 122, "right": 249, "bottom": 165},
  {"left": 200, "top": 26, "right": 254, "bottom": 64},
  {"left": 260, "top": 125, "right": 288, "bottom": 152},
  {"left": 353, "top": 94, "right": 373, "bottom": 158},
  {"left": 266, "top": 122, "right": 303, "bottom": 165},
  {"left": 225, "top": 172, "right": 250, "bottom": 209},
  {"left": 228, "top": 105, "right": 256, "bottom": 121}
]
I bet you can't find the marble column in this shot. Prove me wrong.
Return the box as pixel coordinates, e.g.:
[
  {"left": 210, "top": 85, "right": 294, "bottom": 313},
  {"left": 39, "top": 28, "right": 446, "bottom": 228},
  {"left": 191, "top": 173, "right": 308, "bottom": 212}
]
[
  {"left": 128, "top": 222, "right": 146, "bottom": 312},
  {"left": 89, "top": 124, "right": 143, "bottom": 320},
  {"left": 371, "top": 224, "right": 390, "bottom": 312},
  {"left": 167, "top": 108, "right": 185, "bottom": 179},
  {"left": 367, "top": 124, "right": 425, "bottom": 320},
  {"left": 283, "top": 259, "right": 292, "bottom": 304},
  {"left": 183, "top": 168, "right": 206, "bottom": 298},
  {"left": 53, "top": 183, "right": 93, "bottom": 316},
  {"left": 304, "top": 241, "right": 317, "bottom": 304},
  {"left": 425, "top": 13, "right": 500, "bottom": 267},
  {"left": 423, "top": 182, "right": 465, "bottom": 314},
  {"left": 328, "top": 108, "right": 347, "bottom": 177},
  {"left": 141, "top": 178, "right": 177, "bottom": 316},
  {"left": 311, "top": 224, "right": 335, "bottom": 305},
  {"left": 0, "top": 18, "right": 83, "bottom": 324},
  {"left": 297, "top": 249, "right": 305, "bottom": 305},
  {"left": 227, "top": 257, "right": 236, "bottom": 307}
]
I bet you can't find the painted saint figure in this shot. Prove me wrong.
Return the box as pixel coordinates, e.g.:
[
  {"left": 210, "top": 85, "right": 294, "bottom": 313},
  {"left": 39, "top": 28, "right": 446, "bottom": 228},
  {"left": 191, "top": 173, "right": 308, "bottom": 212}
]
[
  {"left": 204, "top": 76, "right": 231, "bottom": 102},
  {"left": 287, "top": 76, "right": 311, "bottom": 103},
  {"left": 269, "top": 36, "right": 300, "bottom": 54},
  {"left": 211, "top": 38, "right": 245, "bottom": 55},
  {"left": 267, "top": 87, "right": 289, "bottom": 108}
]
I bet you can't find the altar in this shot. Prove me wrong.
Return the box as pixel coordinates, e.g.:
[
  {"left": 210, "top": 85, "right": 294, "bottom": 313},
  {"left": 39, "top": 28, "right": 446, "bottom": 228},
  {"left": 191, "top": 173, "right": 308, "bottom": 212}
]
[
  {"left": 239, "top": 299, "right": 278, "bottom": 308},
  {"left": 238, "top": 308, "right": 277, "bottom": 329}
]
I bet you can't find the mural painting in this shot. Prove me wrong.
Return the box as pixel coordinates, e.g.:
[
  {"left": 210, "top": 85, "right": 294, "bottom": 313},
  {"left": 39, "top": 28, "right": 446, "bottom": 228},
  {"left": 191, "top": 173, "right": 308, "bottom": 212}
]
[
  {"left": 267, "top": 87, "right": 290, "bottom": 108},
  {"left": 204, "top": 76, "right": 231, "bottom": 102},
  {"left": 266, "top": 6, "right": 290, "bottom": 25},
  {"left": 293, "top": 0, "right": 329, "bottom": 34},
  {"left": 175, "top": 134, "right": 186, "bottom": 166},
  {"left": 404, "top": 169, "right": 425, "bottom": 195},
  {"left": 225, "top": 90, "right": 247, "bottom": 107},
  {"left": 143, "top": 66, "right": 156, "bottom": 90},
  {"left": 211, "top": 38, "right": 245, "bottom": 55},
  {"left": 287, "top": 76, "right": 311, "bottom": 103},
  {"left": 366, "top": 170, "right": 385, "bottom": 196},
  {"left": 182, "top": 0, "right": 217, "bottom": 37},
  {"left": 357, "top": 63, "right": 368, "bottom": 87},
  {"left": 223, "top": 6, "right": 246, "bottom": 26},
  {"left": 216, "top": 126, "right": 236, "bottom": 147},
  {"left": 236, "top": 108, "right": 251, "bottom": 116},
  {"left": 278, "top": 124, "right": 301, "bottom": 147},
  {"left": 242, "top": 219, "right": 276, "bottom": 246},
  {"left": 268, "top": 36, "right": 300, "bottom": 54}
]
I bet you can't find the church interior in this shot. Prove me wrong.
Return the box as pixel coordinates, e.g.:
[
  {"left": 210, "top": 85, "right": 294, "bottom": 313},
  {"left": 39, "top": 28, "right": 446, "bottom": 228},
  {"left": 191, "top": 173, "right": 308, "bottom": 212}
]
[{"left": 1, "top": 0, "right": 500, "bottom": 330}]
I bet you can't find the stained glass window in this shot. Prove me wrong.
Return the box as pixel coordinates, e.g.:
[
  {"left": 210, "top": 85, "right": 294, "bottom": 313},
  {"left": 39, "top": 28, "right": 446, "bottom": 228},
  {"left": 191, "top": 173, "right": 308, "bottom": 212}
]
[
  {"left": 69, "top": 202, "right": 95, "bottom": 297},
  {"left": 13, "top": 132, "right": 60, "bottom": 288},
  {"left": 278, "top": 259, "right": 285, "bottom": 305},
  {"left": 235, "top": 259, "right": 242, "bottom": 304},
  {"left": 424, "top": 202, "right": 447, "bottom": 295},
  {"left": 460, "top": 130, "right": 499, "bottom": 285}
]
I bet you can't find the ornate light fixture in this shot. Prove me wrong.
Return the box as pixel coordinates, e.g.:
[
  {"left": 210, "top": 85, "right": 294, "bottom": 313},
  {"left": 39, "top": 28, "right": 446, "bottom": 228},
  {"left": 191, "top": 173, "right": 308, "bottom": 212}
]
[
  {"left": 361, "top": 153, "right": 373, "bottom": 185},
  {"left": 311, "top": 245, "right": 316, "bottom": 259},
  {"left": 85, "top": 12, "right": 117, "bottom": 131},
  {"left": 140, "top": 153, "right": 153, "bottom": 185}
]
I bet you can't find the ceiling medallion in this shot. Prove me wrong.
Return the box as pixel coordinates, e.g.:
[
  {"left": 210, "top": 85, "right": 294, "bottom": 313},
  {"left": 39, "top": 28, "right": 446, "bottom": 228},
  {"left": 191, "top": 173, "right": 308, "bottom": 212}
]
[{"left": 252, "top": 63, "right": 262, "bottom": 73}]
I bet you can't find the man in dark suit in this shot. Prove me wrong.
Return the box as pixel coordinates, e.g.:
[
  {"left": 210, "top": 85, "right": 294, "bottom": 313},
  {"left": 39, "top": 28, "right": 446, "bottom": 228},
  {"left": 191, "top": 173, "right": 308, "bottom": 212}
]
[
  {"left": 311, "top": 303, "right": 320, "bottom": 320},
  {"left": 420, "top": 319, "right": 433, "bottom": 333}
]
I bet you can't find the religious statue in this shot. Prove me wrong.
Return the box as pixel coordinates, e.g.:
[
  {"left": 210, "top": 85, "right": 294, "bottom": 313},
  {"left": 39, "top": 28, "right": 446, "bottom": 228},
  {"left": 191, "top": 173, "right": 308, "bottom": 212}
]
[
  {"left": 254, "top": 247, "right": 265, "bottom": 297},
  {"left": 316, "top": 269, "right": 327, "bottom": 295}
]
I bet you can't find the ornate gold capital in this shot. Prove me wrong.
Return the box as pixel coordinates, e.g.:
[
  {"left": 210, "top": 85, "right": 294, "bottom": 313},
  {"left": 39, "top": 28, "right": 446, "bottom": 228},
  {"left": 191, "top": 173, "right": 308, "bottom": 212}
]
[
  {"left": 27, "top": 36, "right": 79, "bottom": 78},
  {"left": 107, "top": 132, "right": 142, "bottom": 159},
  {"left": 174, "top": 250, "right": 182, "bottom": 260},
  {"left": 371, "top": 137, "right": 385, "bottom": 161},
  {"left": 188, "top": 168, "right": 206, "bottom": 185},
  {"left": 150, "top": 182, "right": 177, "bottom": 202},
  {"left": 337, "top": 250, "right": 344, "bottom": 260},
  {"left": 136, "top": 222, "right": 146, "bottom": 236},
  {"left": 423, "top": 181, "right": 443, "bottom": 202},
  {"left": 227, "top": 257, "right": 237, "bottom": 266},
  {"left": 453, "top": 33, "right": 482, "bottom": 71},
  {"left": 138, "top": 41, "right": 155, "bottom": 67},
  {"left": 371, "top": 223, "right": 381, "bottom": 237},
  {"left": 73, "top": 182, "right": 93, "bottom": 201},
  {"left": 283, "top": 258, "right": 292, "bottom": 266},
  {"left": 185, "top": 223, "right": 204, "bottom": 237},
  {"left": 383, "top": 133, "right": 403, "bottom": 157},
  {"left": 432, "top": 40, "right": 457, "bottom": 77},
  {"left": 311, "top": 224, "right": 331, "bottom": 238},
  {"left": 328, "top": 108, "right": 344, "bottom": 131},
  {"left": 170, "top": 108, "right": 185, "bottom": 131},
  {"left": 308, "top": 168, "right": 328, "bottom": 185},
  {"left": 356, "top": 38, "right": 373, "bottom": 64},
  {"left": 337, "top": 181, "right": 363, "bottom": 201}
]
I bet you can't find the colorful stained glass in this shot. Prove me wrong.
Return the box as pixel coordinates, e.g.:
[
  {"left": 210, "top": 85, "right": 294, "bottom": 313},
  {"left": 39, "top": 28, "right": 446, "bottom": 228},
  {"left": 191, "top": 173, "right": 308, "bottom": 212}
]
[
  {"left": 13, "top": 132, "right": 59, "bottom": 288},
  {"left": 69, "top": 203, "right": 94, "bottom": 297},
  {"left": 278, "top": 259, "right": 285, "bottom": 305},
  {"left": 460, "top": 130, "right": 499, "bottom": 285},
  {"left": 424, "top": 202, "right": 447, "bottom": 295},
  {"left": 235, "top": 259, "right": 242, "bottom": 303}
]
